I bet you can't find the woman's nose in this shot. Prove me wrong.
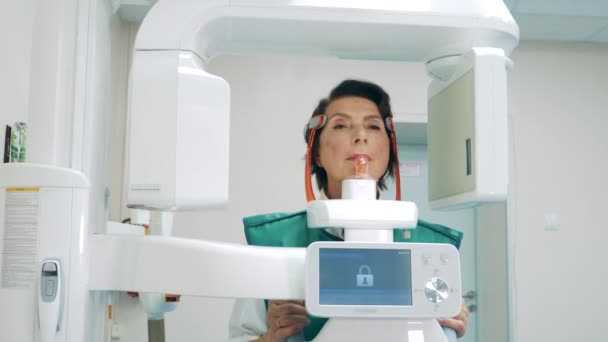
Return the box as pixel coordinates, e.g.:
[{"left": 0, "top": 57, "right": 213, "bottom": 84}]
[{"left": 352, "top": 127, "right": 368, "bottom": 144}]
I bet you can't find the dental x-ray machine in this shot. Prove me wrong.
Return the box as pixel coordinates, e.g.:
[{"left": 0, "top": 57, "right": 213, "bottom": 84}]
[{"left": 0, "top": 1, "right": 517, "bottom": 341}]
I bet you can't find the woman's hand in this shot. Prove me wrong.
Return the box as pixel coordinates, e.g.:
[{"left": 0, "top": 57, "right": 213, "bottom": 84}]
[
  {"left": 438, "top": 298, "right": 469, "bottom": 338},
  {"left": 262, "top": 300, "right": 310, "bottom": 342}
]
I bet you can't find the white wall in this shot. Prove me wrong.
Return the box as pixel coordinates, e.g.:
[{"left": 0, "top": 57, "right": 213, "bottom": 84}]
[
  {"left": 0, "top": 1, "right": 36, "bottom": 127},
  {"left": 508, "top": 42, "right": 608, "bottom": 341}
]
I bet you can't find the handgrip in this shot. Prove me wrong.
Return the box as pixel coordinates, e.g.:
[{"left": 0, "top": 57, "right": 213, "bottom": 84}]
[{"left": 38, "top": 259, "right": 62, "bottom": 342}]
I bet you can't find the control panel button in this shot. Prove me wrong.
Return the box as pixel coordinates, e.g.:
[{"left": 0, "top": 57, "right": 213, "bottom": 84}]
[
  {"left": 422, "top": 252, "right": 433, "bottom": 265},
  {"left": 425, "top": 277, "right": 449, "bottom": 303}
]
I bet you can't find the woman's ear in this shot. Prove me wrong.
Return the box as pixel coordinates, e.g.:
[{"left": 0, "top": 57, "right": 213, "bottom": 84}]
[{"left": 314, "top": 153, "right": 322, "bottom": 167}]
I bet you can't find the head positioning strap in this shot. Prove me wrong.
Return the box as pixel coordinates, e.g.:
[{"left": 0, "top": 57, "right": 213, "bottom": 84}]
[
  {"left": 305, "top": 115, "right": 326, "bottom": 202},
  {"left": 385, "top": 117, "right": 401, "bottom": 201}
]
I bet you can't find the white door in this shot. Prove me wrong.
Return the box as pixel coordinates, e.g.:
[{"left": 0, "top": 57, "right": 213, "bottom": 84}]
[{"left": 384, "top": 144, "right": 478, "bottom": 342}]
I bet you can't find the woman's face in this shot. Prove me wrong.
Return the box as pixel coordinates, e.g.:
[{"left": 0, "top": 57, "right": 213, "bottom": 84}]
[{"left": 316, "top": 96, "right": 390, "bottom": 197}]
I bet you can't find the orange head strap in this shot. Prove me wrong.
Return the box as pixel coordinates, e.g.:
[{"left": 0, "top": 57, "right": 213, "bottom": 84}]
[
  {"left": 305, "top": 115, "right": 326, "bottom": 202},
  {"left": 304, "top": 115, "right": 402, "bottom": 202},
  {"left": 385, "top": 117, "right": 401, "bottom": 201}
]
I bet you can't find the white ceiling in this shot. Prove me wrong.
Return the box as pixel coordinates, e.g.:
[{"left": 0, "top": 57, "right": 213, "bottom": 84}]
[{"left": 505, "top": 0, "right": 608, "bottom": 42}]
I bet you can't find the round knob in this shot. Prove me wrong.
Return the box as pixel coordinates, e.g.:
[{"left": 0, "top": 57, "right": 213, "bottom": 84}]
[{"left": 425, "top": 277, "right": 449, "bottom": 303}]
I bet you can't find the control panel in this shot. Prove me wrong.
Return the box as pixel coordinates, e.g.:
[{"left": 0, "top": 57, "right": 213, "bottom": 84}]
[{"left": 305, "top": 242, "right": 461, "bottom": 319}]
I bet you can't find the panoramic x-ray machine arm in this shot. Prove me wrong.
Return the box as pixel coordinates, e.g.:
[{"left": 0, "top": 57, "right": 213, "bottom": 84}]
[
  {"left": 125, "top": 0, "right": 518, "bottom": 212},
  {"left": 88, "top": 1, "right": 518, "bottom": 341}
]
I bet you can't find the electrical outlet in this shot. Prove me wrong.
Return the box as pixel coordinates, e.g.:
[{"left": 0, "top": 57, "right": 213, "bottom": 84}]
[
  {"left": 543, "top": 213, "right": 558, "bottom": 231},
  {"left": 111, "top": 323, "right": 121, "bottom": 340}
]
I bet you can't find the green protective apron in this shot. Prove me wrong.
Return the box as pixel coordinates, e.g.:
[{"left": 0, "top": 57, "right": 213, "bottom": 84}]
[{"left": 243, "top": 210, "right": 464, "bottom": 342}]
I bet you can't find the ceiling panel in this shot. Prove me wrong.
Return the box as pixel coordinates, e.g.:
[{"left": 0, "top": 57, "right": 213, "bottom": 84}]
[
  {"left": 514, "top": 13, "right": 608, "bottom": 42},
  {"left": 503, "top": 0, "right": 518, "bottom": 10},
  {"left": 513, "top": 0, "right": 608, "bottom": 17}
]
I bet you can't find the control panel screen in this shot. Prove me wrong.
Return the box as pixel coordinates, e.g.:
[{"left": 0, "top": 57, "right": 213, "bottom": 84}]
[{"left": 319, "top": 248, "right": 412, "bottom": 306}]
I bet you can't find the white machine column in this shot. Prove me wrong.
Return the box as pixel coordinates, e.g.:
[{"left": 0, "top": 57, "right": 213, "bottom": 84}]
[{"left": 0, "top": 163, "right": 91, "bottom": 342}]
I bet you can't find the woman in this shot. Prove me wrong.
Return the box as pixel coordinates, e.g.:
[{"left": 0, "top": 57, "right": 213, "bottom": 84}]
[{"left": 229, "top": 80, "right": 469, "bottom": 342}]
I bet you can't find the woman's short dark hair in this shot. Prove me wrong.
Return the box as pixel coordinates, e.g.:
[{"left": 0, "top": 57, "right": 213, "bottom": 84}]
[{"left": 304, "top": 79, "right": 396, "bottom": 192}]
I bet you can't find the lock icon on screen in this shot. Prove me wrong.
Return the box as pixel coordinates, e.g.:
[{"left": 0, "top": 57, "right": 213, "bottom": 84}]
[{"left": 356, "top": 264, "right": 374, "bottom": 287}]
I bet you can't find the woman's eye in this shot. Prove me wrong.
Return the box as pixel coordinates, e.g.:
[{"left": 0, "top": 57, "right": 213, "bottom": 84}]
[
  {"left": 368, "top": 125, "right": 381, "bottom": 130},
  {"left": 333, "top": 124, "right": 347, "bottom": 129}
]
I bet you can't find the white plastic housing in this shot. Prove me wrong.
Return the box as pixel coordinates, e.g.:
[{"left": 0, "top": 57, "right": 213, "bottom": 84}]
[
  {"left": 312, "top": 319, "right": 449, "bottom": 342},
  {"left": 0, "top": 164, "right": 90, "bottom": 342},
  {"left": 307, "top": 200, "right": 418, "bottom": 230},
  {"left": 136, "top": 0, "right": 518, "bottom": 62},
  {"left": 126, "top": 51, "right": 230, "bottom": 210},
  {"left": 427, "top": 48, "right": 509, "bottom": 210},
  {"left": 88, "top": 235, "right": 306, "bottom": 299},
  {"left": 341, "top": 179, "right": 376, "bottom": 200}
]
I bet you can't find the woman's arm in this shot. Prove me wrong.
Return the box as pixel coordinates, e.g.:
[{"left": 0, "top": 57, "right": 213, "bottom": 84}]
[
  {"left": 438, "top": 298, "right": 470, "bottom": 338},
  {"left": 257, "top": 300, "right": 309, "bottom": 342},
  {"left": 228, "top": 299, "right": 309, "bottom": 342}
]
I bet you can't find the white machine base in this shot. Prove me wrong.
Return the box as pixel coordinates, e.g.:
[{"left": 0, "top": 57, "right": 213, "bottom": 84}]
[{"left": 312, "top": 319, "right": 448, "bottom": 342}]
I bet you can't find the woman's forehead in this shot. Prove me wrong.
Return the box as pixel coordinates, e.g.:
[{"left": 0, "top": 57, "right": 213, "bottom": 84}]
[
  {"left": 326, "top": 97, "right": 380, "bottom": 118},
  {"left": 327, "top": 113, "right": 383, "bottom": 121}
]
